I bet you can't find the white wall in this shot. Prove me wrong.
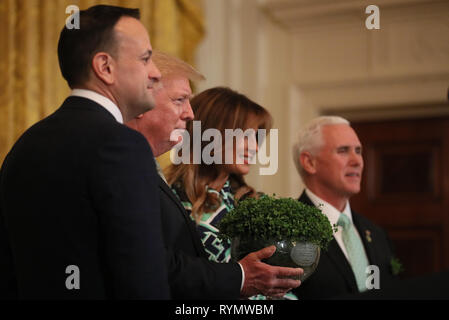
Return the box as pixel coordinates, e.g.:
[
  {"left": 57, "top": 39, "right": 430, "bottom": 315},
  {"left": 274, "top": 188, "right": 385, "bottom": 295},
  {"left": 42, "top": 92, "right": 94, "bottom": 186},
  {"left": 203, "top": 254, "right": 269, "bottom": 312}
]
[{"left": 195, "top": 0, "right": 449, "bottom": 198}]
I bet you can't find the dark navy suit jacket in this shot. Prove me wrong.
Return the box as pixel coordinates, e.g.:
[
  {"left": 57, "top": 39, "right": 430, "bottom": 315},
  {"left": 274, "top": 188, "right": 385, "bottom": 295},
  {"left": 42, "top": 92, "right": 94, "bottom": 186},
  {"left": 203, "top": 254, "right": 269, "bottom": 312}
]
[
  {"left": 158, "top": 177, "right": 242, "bottom": 299},
  {"left": 293, "top": 191, "right": 396, "bottom": 299},
  {"left": 0, "top": 97, "right": 169, "bottom": 299}
]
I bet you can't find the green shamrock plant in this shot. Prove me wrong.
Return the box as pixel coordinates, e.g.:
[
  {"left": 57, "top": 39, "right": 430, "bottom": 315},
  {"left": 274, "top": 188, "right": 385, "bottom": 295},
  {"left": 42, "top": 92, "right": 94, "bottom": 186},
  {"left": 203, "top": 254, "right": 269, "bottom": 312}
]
[{"left": 218, "top": 195, "right": 337, "bottom": 250}]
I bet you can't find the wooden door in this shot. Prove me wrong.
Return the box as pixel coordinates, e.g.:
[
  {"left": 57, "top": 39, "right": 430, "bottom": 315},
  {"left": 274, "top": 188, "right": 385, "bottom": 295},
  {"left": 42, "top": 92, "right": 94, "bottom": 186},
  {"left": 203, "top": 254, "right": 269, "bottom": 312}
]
[{"left": 351, "top": 117, "right": 449, "bottom": 278}]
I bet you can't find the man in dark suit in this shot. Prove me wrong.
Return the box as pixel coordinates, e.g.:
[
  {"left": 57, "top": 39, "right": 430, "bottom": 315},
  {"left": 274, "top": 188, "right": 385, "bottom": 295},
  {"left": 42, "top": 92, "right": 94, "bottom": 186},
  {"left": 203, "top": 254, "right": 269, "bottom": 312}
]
[
  {"left": 291, "top": 116, "right": 396, "bottom": 299},
  {"left": 0, "top": 5, "right": 169, "bottom": 299},
  {"left": 126, "top": 51, "right": 304, "bottom": 299}
]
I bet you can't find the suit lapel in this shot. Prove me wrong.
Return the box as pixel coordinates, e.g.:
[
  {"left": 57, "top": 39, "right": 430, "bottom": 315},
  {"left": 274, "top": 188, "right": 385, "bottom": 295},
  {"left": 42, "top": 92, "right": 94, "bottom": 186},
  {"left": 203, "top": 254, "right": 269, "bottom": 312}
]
[
  {"left": 158, "top": 176, "right": 206, "bottom": 256},
  {"left": 325, "top": 239, "right": 359, "bottom": 291},
  {"left": 298, "top": 191, "right": 358, "bottom": 292},
  {"left": 298, "top": 191, "right": 314, "bottom": 207},
  {"left": 352, "top": 212, "right": 376, "bottom": 265},
  {"left": 158, "top": 176, "right": 187, "bottom": 215}
]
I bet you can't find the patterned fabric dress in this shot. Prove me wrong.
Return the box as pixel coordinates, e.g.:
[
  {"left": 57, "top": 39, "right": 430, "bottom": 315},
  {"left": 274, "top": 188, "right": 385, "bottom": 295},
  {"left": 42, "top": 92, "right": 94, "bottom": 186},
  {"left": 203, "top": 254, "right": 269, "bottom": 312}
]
[
  {"left": 171, "top": 180, "right": 298, "bottom": 300},
  {"left": 172, "top": 180, "right": 234, "bottom": 263}
]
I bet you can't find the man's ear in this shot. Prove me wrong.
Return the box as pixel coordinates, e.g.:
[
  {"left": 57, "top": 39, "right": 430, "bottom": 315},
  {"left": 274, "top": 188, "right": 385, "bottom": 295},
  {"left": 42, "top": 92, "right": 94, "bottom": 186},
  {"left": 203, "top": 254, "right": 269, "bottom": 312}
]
[
  {"left": 300, "top": 151, "right": 317, "bottom": 175},
  {"left": 91, "top": 52, "right": 115, "bottom": 85}
]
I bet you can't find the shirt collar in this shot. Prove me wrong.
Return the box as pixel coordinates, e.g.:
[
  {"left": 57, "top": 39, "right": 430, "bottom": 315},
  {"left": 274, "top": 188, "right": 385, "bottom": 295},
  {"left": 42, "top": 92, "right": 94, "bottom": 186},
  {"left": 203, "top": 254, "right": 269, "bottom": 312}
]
[
  {"left": 305, "top": 188, "right": 353, "bottom": 227},
  {"left": 154, "top": 158, "right": 167, "bottom": 184},
  {"left": 70, "top": 89, "right": 123, "bottom": 124}
]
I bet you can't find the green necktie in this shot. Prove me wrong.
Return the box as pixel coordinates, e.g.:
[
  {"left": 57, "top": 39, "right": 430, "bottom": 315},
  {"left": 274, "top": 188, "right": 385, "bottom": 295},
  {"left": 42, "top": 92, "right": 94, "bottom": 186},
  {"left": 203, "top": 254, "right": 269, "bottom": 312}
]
[{"left": 337, "top": 213, "right": 369, "bottom": 292}]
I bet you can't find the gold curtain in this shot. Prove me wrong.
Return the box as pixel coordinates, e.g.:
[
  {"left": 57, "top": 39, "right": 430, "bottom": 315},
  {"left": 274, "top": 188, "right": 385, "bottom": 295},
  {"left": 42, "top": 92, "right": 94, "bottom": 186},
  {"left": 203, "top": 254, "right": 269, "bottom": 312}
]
[{"left": 0, "top": 0, "right": 204, "bottom": 163}]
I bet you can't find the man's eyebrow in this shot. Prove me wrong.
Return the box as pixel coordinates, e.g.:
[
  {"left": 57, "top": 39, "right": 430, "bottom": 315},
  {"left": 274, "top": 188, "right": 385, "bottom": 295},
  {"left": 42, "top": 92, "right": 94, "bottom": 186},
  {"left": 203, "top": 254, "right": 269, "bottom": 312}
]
[
  {"left": 171, "top": 94, "right": 193, "bottom": 101},
  {"left": 336, "top": 145, "right": 363, "bottom": 152},
  {"left": 172, "top": 91, "right": 193, "bottom": 98},
  {"left": 141, "top": 50, "right": 152, "bottom": 58}
]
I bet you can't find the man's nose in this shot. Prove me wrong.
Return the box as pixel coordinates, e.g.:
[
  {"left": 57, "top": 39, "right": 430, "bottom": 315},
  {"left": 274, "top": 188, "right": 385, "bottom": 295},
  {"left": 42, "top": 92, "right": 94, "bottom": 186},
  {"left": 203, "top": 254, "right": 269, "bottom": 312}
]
[
  {"left": 349, "top": 150, "right": 363, "bottom": 166},
  {"left": 148, "top": 60, "right": 161, "bottom": 82},
  {"left": 182, "top": 100, "right": 194, "bottom": 121}
]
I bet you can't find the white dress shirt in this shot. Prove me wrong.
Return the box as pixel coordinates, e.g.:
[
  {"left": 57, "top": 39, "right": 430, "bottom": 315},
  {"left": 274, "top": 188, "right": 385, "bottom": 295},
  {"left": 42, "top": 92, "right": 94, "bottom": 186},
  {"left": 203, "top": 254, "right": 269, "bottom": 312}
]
[
  {"left": 305, "top": 188, "right": 368, "bottom": 262},
  {"left": 70, "top": 89, "right": 123, "bottom": 124}
]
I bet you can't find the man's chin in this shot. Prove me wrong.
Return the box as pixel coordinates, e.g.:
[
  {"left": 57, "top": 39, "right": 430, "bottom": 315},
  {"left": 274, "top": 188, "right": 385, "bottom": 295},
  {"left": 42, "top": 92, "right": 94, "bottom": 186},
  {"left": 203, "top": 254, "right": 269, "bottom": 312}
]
[
  {"left": 146, "top": 96, "right": 156, "bottom": 110},
  {"left": 346, "top": 188, "right": 361, "bottom": 197},
  {"left": 134, "top": 100, "right": 154, "bottom": 115}
]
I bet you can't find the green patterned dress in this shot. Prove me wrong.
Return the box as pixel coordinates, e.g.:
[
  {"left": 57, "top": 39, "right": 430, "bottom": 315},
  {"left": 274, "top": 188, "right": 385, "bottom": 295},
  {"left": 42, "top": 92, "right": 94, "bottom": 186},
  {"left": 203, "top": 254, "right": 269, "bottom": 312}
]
[
  {"left": 172, "top": 180, "right": 234, "bottom": 263},
  {"left": 171, "top": 180, "right": 298, "bottom": 300}
]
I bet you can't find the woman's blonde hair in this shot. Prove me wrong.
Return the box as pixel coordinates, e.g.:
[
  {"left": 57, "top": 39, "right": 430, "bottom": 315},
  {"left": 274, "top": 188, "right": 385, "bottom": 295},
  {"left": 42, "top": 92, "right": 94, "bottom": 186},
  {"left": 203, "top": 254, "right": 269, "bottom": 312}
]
[{"left": 166, "top": 87, "right": 272, "bottom": 223}]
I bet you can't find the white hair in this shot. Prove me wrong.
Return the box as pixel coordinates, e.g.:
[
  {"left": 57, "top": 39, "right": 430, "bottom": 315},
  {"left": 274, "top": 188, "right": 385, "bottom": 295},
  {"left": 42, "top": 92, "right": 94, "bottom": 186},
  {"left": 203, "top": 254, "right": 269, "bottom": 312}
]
[{"left": 292, "top": 116, "right": 350, "bottom": 179}]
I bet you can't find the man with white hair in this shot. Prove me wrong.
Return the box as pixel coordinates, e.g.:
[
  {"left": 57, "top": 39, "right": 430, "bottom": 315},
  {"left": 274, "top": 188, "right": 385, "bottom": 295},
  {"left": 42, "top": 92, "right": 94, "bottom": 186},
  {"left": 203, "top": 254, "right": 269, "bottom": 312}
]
[{"left": 291, "top": 116, "right": 396, "bottom": 299}]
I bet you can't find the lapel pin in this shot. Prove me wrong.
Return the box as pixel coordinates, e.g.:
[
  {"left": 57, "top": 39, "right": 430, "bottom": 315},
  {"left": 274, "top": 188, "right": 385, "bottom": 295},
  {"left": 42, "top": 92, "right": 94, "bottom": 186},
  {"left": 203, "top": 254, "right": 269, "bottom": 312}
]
[{"left": 365, "top": 230, "right": 372, "bottom": 243}]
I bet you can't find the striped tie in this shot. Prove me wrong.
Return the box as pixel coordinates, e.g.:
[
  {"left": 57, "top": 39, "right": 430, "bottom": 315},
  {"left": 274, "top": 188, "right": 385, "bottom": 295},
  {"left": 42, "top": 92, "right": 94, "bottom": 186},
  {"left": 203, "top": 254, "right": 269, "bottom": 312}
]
[{"left": 337, "top": 213, "right": 369, "bottom": 292}]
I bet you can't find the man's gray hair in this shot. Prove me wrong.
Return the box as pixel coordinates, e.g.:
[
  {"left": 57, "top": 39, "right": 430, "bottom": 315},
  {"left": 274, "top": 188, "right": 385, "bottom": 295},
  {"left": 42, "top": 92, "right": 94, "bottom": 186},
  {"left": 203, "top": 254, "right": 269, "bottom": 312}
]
[{"left": 292, "top": 116, "right": 350, "bottom": 179}]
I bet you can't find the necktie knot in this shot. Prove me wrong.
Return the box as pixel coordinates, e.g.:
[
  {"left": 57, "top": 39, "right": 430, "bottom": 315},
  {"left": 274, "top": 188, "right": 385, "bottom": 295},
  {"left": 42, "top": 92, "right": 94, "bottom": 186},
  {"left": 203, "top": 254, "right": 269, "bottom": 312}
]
[{"left": 337, "top": 213, "right": 351, "bottom": 229}]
